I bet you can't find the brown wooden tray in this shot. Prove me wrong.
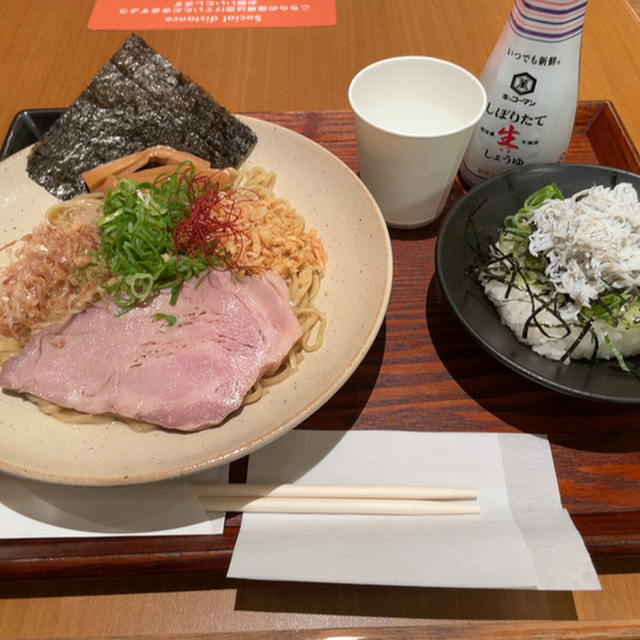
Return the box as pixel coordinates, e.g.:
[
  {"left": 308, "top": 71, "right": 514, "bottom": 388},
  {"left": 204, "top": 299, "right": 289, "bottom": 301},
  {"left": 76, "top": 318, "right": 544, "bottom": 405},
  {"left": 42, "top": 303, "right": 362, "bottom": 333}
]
[{"left": 2, "top": 101, "right": 640, "bottom": 581}]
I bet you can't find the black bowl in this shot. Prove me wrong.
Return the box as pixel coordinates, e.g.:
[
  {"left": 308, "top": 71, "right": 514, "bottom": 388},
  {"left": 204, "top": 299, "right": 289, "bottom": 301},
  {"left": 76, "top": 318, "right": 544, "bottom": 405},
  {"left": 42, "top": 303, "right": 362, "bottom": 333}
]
[
  {"left": 0, "top": 109, "right": 63, "bottom": 160},
  {"left": 436, "top": 163, "right": 640, "bottom": 403}
]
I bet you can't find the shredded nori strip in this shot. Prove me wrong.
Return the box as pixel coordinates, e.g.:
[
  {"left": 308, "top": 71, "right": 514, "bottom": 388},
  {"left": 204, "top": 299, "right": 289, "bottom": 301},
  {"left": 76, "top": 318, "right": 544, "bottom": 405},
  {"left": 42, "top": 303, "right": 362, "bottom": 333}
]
[{"left": 27, "top": 34, "right": 257, "bottom": 200}]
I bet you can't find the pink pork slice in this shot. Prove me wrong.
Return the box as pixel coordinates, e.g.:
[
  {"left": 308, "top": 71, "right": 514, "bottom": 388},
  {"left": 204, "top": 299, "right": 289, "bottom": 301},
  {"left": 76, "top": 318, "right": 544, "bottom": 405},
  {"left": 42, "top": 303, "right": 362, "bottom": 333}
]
[{"left": 0, "top": 270, "right": 303, "bottom": 431}]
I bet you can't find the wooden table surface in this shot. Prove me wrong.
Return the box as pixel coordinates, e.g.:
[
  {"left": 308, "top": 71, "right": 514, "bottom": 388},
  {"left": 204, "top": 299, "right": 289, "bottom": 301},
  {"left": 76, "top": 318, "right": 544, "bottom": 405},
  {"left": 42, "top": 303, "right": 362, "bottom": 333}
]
[{"left": 3, "top": 0, "right": 640, "bottom": 637}]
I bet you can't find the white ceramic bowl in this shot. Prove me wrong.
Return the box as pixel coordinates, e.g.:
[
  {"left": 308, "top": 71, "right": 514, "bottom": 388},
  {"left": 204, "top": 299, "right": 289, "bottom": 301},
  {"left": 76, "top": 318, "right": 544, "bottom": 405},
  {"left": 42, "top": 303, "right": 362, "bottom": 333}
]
[{"left": 0, "top": 116, "right": 393, "bottom": 485}]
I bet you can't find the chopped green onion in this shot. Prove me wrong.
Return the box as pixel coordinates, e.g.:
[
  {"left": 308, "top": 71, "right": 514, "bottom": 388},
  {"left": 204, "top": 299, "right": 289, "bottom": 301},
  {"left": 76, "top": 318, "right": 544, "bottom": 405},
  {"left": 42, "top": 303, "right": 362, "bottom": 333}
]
[
  {"left": 97, "top": 162, "right": 239, "bottom": 311},
  {"left": 604, "top": 334, "right": 630, "bottom": 372},
  {"left": 152, "top": 313, "right": 179, "bottom": 327}
]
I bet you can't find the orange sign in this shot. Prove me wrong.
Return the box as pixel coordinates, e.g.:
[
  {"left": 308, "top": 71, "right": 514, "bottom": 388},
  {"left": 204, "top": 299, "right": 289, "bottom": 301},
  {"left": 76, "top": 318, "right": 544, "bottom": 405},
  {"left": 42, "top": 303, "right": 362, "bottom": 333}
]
[{"left": 88, "top": 0, "right": 336, "bottom": 30}]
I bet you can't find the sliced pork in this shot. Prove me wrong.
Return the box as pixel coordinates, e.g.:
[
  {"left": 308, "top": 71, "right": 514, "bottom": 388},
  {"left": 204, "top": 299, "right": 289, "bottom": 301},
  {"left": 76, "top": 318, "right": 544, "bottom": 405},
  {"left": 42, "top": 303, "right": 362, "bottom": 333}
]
[{"left": 0, "top": 270, "right": 302, "bottom": 431}]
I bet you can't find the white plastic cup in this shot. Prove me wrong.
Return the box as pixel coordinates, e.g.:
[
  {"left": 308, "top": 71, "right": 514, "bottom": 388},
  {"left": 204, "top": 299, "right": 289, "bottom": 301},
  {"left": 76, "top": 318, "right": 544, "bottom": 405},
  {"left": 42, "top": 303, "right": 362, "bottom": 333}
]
[{"left": 348, "top": 56, "right": 487, "bottom": 228}]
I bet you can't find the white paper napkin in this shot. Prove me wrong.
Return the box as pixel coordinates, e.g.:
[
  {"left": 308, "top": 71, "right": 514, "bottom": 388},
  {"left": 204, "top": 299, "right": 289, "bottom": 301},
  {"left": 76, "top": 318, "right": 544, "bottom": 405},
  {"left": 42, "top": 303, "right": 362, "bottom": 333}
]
[
  {"left": 0, "top": 465, "right": 228, "bottom": 538},
  {"left": 227, "top": 430, "right": 600, "bottom": 591}
]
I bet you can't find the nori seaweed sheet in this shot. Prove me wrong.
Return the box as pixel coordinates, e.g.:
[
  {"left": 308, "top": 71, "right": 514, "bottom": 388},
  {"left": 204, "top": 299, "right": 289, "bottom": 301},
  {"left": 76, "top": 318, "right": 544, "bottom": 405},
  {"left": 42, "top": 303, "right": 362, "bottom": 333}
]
[{"left": 27, "top": 34, "right": 257, "bottom": 200}]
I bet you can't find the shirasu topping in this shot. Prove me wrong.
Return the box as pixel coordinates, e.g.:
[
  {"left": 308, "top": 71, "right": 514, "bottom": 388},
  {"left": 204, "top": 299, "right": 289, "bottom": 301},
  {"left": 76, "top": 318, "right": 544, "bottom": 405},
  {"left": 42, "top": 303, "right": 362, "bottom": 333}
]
[{"left": 528, "top": 183, "right": 640, "bottom": 313}]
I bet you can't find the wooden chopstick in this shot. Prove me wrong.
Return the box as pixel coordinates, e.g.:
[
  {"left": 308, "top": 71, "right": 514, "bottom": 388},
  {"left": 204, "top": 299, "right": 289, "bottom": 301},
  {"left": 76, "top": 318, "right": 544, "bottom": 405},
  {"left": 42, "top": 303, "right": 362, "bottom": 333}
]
[
  {"left": 195, "top": 483, "right": 478, "bottom": 501},
  {"left": 194, "top": 484, "right": 480, "bottom": 515},
  {"left": 199, "top": 496, "right": 480, "bottom": 515}
]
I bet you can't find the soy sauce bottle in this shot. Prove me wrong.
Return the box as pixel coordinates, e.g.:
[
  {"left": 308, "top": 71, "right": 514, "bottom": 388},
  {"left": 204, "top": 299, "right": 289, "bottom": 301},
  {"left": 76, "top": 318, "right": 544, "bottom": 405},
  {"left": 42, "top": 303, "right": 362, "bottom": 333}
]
[{"left": 460, "top": 0, "right": 588, "bottom": 188}]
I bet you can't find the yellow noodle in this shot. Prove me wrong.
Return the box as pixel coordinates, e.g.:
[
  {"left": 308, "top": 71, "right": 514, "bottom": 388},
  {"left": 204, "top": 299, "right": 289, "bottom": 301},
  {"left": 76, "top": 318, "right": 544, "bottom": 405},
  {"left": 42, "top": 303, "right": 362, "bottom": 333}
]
[
  {"left": 0, "top": 165, "right": 326, "bottom": 428},
  {"left": 25, "top": 394, "right": 113, "bottom": 424}
]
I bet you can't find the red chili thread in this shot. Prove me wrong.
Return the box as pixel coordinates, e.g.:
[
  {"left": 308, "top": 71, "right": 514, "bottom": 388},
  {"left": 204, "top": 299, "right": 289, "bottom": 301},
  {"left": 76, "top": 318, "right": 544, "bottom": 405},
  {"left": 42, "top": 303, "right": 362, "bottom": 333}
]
[{"left": 173, "top": 175, "right": 249, "bottom": 275}]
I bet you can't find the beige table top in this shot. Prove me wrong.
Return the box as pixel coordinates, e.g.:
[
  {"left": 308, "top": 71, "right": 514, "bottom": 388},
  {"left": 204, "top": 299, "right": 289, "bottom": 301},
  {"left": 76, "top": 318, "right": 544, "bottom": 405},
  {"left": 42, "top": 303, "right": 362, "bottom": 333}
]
[{"left": 2, "top": 0, "right": 640, "bottom": 637}]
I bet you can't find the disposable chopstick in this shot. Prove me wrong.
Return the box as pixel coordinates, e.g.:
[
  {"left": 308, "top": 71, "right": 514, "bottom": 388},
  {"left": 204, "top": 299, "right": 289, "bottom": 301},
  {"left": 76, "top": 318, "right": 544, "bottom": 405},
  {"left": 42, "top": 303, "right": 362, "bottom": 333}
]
[
  {"left": 195, "top": 484, "right": 480, "bottom": 515},
  {"left": 195, "top": 483, "right": 479, "bottom": 501},
  {"left": 198, "top": 496, "right": 480, "bottom": 516}
]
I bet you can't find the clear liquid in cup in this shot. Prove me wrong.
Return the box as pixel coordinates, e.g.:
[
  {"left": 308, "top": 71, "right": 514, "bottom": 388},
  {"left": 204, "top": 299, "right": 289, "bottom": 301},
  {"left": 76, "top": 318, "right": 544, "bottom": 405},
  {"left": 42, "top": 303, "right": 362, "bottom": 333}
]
[{"left": 367, "top": 101, "right": 464, "bottom": 136}]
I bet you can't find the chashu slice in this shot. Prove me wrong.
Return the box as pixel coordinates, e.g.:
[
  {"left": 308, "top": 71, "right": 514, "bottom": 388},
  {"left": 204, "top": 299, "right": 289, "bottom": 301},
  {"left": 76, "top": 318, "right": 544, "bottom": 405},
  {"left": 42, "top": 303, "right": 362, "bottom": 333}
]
[{"left": 0, "top": 270, "right": 302, "bottom": 431}]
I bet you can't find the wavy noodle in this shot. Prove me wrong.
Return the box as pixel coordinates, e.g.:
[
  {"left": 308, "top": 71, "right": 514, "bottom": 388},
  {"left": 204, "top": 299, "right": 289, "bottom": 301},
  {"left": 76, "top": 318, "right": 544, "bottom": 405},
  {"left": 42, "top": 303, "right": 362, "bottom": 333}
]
[
  {"left": 0, "top": 338, "right": 23, "bottom": 368},
  {"left": 25, "top": 394, "right": 113, "bottom": 424},
  {"left": 0, "top": 165, "right": 327, "bottom": 426}
]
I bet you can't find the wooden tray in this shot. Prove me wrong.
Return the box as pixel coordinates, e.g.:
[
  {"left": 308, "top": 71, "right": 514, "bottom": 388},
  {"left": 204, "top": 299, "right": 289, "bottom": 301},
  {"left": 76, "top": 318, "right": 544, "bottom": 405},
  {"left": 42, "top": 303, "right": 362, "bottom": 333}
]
[{"left": 2, "top": 101, "right": 640, "bottom": 581}]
